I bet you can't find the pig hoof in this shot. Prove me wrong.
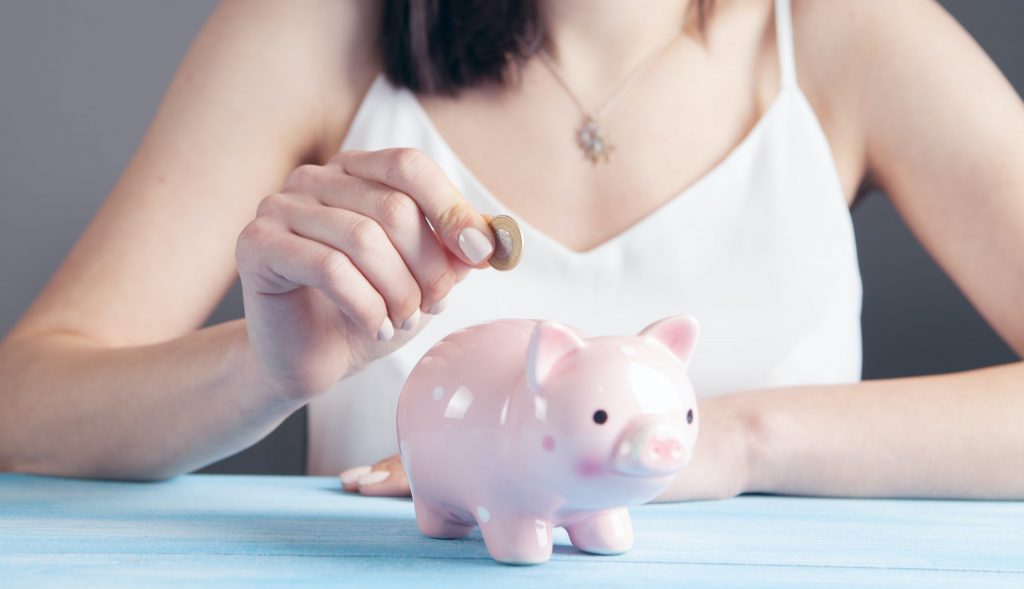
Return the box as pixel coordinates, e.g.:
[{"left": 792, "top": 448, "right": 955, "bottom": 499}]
[
  {"left": 479, "top": 515, "right": 554, "bottom": 565},
  {"left": 413, "top": 499, "right": 473, "bottom": 539},
  {"left": 565, "top": 508, "right": 635, "bottom": 555}
]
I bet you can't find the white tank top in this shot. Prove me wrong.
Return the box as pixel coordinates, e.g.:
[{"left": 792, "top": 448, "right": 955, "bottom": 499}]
[{"left": 307, "top": 0, "right": 862, "bottom": 475}]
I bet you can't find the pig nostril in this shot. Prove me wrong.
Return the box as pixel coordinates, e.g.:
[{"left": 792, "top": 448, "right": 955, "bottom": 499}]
[
  {"left": 646, "top": 438, "right": 684, "bottom": 465},
  {"left": 619, "top": 426, "right": 689, "bottom": 474}
]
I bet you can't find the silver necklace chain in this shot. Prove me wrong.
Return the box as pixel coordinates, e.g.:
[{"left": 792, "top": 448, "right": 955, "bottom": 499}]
[{"left": 537, "top": 36, "right": 679, "bottom": 164}]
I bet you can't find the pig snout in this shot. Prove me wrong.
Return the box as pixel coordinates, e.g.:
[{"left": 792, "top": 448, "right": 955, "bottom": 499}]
[{"left": 612, "top": 418, "right": 690, "bottom": 477}]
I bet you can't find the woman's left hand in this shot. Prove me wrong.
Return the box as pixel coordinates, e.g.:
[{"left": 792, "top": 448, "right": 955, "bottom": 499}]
[
  {"left": 340, "top": 394, "right": 755, "bottom": 502},
  {"left": 340, "top": 453, "right": 411, "bottom": 497}
]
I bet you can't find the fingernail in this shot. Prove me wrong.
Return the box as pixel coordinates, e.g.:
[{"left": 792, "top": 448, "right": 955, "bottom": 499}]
[
  {"left": 401, "top": 308, "right": 420, "bottom": 331},
  {"left": 357, "top": 470, "right": 391, "bottom": 486},
  {"left": 340, "top": 465, "right": 372, "bottom": 485},
  {"left": 427, "top": 295, "right": 448, "bottom": 315},
  {"left": 458, "top": 227, "right": 493, "bottom": 265},
  {"left": 377, "top": 318, "right": 395, "bottom": 341}
]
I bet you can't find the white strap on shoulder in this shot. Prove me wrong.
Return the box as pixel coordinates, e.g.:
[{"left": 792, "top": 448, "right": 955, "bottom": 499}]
[{"left": 775, "top": 0, "right": 798, "bottom": 88}]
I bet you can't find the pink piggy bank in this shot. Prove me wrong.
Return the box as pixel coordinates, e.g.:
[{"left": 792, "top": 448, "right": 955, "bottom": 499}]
[{"left": 396, "top": 315, "right": 700, "bottom": 565}]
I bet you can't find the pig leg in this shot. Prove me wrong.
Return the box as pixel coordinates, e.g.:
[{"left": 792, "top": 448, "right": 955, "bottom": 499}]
[
  {"left": 478, "top": 513, "right": 554, "bottom": 565},
  {"left": 565, "top": 508, "right": 634, "bottom": 555},
  {"left": 412, "top": 498, "right": 474, "bottom": 539}
]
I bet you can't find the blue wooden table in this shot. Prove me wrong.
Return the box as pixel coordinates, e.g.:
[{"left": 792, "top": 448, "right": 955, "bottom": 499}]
[{"left": 1, "top": 474, "right": 1021, "bottom": 588}]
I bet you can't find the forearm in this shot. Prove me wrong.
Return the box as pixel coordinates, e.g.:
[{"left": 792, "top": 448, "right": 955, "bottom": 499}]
[
  {"left": 745, "top": 361, "right": 1024, "bottom": 499},
  {"left": 0, "top": 319, "right": 303, "bottom": 480}
]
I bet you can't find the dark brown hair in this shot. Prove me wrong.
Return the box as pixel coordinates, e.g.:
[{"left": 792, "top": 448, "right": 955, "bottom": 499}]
[{"left": 380, "top": 0, "right": 713, "bottom": 96}]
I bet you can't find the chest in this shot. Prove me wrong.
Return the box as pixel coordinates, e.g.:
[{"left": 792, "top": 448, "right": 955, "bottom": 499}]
[{"left": 419, "top": 58, "right": 778, "bottom": 252}]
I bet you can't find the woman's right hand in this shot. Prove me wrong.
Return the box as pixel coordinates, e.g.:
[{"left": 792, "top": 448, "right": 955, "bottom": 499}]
[{"left": 235, "top": 148, "right": 496, "bottom": 401}]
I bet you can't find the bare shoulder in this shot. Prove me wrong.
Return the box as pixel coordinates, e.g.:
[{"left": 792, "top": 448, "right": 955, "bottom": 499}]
[
  {"left": 788, "top": 0, "right": 974, "bottom": 195},
  {"left": 193, "top": 0, "right": 382, "bottom": 161},
  {"left": 790, "top": 0, "right": 967, "bottom": 94}
]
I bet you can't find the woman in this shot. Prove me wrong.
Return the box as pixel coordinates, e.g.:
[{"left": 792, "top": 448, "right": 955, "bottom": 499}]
[{"left": 0, "top": 0, "right": 1021, "bottom": 502}]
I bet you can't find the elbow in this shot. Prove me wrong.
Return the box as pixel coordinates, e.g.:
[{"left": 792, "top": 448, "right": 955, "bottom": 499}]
[
  {"left": 9, "top": 455, "right": 190, "bottom": 483},
  {"left": 112, "top": 465, "right": 190, "bottom": 483},
  {"left": 0, "top": 332, "right": 206, "bottom": 484},
  {"left": 0, "top": 333, "right": 186, "bottom": 482}
]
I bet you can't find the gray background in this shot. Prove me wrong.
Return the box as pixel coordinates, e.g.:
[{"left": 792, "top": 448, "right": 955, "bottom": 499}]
[{"left": 0, "top": 1, "right": 1020, "bottom": 475}]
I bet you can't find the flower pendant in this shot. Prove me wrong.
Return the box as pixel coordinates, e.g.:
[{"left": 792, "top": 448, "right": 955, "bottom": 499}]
[{"left": 577, "top": 116, "right": 614, "bottom": 164}]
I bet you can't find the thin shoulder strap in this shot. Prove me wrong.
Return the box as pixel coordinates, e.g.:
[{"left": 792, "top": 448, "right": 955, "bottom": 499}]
[{"left": 775, "top": 0, "right": 798, "bottom": 88}]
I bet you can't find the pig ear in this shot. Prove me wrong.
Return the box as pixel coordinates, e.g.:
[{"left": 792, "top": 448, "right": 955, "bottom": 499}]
[
  {"left": 526, "top": 321, "right": 586, "bottom": 393},
  {"left": 639, "top": 315, "right": 700, "bottom": 367}
]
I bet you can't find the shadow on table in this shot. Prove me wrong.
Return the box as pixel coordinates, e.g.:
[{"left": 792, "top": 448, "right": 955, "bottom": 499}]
[
  {"left": 318, "top": 486, "right": 594, "bottom": 560},
  {"left": 151, "top": 507, "right": 595, "bottom": 565}
]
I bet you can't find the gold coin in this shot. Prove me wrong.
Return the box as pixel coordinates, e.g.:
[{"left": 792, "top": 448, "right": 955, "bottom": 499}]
[{"left": 487, "top": 214, "right": 523, "bottom": 271}]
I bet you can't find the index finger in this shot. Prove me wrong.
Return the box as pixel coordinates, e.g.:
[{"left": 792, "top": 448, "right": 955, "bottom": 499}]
[{"left": 335, "top": 148, "right": 495, "bottom": 268}]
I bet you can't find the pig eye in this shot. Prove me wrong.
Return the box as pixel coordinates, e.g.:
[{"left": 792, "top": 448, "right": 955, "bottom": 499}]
[
  {"left": 686, "top": 409, "right": 694, "bottom": 424},
  {"left": 592, "top": 410, "right": 608, "bottom": 425}
]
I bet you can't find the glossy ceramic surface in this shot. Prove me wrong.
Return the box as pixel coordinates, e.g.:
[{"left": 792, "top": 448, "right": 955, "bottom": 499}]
[{"left": 396, "top": 316, "right": 701, "bottom": 565}]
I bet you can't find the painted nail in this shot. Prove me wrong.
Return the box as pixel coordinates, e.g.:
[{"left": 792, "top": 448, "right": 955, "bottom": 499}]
[
  {"left": 339, "top": 466, "right": 372, "bottom": 486},
  {"left": 427, "top": 295, "right": 448, "bottom": 315},
  {"left": 357, "top": 470, "right": 391, "bottom": 486},
  {"left": 458, "top": 227, "right": 494, "bottom": 265},
  {"left": 401, "top": 308, "right": 420, "bottom": 331},
  {"left": 377, "top": 318, "right": 395, "bottom": 342}
]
